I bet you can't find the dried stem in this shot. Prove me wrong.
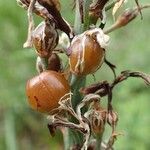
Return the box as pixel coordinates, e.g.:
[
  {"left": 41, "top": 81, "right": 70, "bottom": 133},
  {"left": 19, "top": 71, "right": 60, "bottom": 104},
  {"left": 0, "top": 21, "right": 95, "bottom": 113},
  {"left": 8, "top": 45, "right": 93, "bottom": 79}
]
[
  {"left": 104, "top": 4, "right": 150, "bottom": 34},
  {"left": 80, "top": 70, "right": 150, "bottom": 98},
  {"left": 23, "top": 0, "right": 36, "bottom": 48},
  {"left": 111, "top": 71, "right": 150, "bottom": 88},
  {"left": 104, "top": 57, "right": 116, "bottom": 79},
  {"left": 79, "top": 0, "right": 84, "bottom": 23},
  {"left": 48, "top": 121, "right": 87, "bottom": 134}
]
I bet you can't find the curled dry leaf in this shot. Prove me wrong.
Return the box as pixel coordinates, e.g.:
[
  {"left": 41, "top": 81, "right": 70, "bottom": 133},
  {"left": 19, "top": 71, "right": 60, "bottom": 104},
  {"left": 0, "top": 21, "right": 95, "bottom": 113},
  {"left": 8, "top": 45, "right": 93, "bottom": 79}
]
[
  {"left": 32, "top": 19, "right": 59, "bottom": 58},
  {"left": 89, "top": 0, "right": 109, "bottom": 24},
  {"left": 112, "top": 0, "right": 126, "bottom": 18},
  {"left": 37, "top": 0, "right": 73, "bottom": 38},
  {"left": 17, "top": 0, "right": 53, "bottom": 19},
  {"left": 38, "top": 0, "right": 61, "bottom": 11},
  {"left": 23, "top": 0, "right": 36, "bottom": 48}
]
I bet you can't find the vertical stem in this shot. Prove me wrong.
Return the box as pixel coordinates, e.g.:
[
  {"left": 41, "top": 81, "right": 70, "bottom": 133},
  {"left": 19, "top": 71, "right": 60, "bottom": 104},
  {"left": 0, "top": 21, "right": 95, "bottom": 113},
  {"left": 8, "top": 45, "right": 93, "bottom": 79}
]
[
  {"left": 63, "top": 129, "right": 70, "bottom": 150},
  {"left": 74, "top": 0, "right": 83, "bottom": 34},
  {"left": 63, "top": 75, "right": 86, "bottom": 150},
  {"left": 96, "top": 135, "right": 103, "bottom": 150},
  {"left": 83, "top": 0, "right": 93, "bottom": 30},
  {"left": 63, "top": 1, "right": 92, "bottom": 149},
  {"left": 23, "top": 0, "right": 36, "bottom": 48},
  {"left": 71, "top": 76, "right": 86, "bottom": 109}
]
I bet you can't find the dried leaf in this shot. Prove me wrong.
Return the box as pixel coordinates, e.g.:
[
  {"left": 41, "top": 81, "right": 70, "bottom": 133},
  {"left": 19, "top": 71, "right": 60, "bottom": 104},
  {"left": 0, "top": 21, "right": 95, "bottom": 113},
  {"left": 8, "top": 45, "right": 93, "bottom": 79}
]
[
  {"left": 42, "top": 0, "right": 61, "bottom": 11},
  {"left": 37, "top": 0, "right": 73, "bottom": 38},
  {"left": 112, "top": 0, "right": 125, "bottom": 18}
]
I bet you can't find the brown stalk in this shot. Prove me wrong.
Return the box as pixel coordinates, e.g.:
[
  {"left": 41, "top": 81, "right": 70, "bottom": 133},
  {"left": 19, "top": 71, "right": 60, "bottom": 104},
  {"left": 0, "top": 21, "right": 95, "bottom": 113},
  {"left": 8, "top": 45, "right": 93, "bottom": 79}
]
[
  {"left": 80, "top": 70, "right": 150, "bottom": 98},
  {"left": 23, "top": 0, "right": 36, "bottom": 48},
  {"left": 48, "top": 121, "right": 87, "bottom": 134},
  {"left": 79, "top": 0, "right": 84, "bottom": 23},
  {"left": 104, "top": 4, "right": 150, "bottom": 34}
]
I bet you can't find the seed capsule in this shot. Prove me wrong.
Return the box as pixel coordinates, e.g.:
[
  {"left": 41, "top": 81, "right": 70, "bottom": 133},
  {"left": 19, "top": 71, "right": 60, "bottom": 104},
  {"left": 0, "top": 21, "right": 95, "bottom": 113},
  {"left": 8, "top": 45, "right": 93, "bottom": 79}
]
[
  {"left": 26, "top": 71, "right": 70, "bottom": 113},
  {"left": 88, "top": 108, "right": 107, "bottom": 135},
  {"left": 32, "top": 19, "right": 59, "bottom": 58},
  {"left": 107, "top": 111, "right": 118, "bottom": 127},
  {"left": 69, "top": 28, "right": 109, "bottom": 76}
]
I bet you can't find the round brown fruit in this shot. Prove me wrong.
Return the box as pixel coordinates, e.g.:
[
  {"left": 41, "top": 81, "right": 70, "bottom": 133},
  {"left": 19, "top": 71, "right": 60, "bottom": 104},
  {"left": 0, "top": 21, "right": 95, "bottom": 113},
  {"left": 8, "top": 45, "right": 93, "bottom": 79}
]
[
  {"left": 69, "top": 29, "right": 108, "bottom": 76},
  {"left": 26, "top": 71, "right": 70, "bottom": 113}
]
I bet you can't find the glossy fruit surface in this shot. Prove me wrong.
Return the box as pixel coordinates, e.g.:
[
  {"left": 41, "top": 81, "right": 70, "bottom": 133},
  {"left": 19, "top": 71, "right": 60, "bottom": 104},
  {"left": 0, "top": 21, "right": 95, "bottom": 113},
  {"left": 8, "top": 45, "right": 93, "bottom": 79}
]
[
  {"left": 69, "top": 32, "right": 105, "bottom": 76},
  {"left": 26, "top": 71, "right": 70, "bottom": 113}
]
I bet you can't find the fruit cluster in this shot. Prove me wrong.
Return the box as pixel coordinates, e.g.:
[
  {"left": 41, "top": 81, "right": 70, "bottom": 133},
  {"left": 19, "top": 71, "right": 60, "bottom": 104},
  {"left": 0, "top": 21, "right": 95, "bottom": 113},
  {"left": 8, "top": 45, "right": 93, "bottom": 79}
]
[
  {"left": 18, "top": 0, "right": 110, "bottom": 113},
  {"left": 17, "top": 0, "right": 150, "bottom": 149}
]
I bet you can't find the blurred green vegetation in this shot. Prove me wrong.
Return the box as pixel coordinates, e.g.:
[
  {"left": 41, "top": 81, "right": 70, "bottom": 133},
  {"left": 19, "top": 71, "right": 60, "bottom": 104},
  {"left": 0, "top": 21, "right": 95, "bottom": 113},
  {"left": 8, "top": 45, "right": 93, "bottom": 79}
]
[{"left": 0, "top": 0, "right": 150, "bottom": 150}]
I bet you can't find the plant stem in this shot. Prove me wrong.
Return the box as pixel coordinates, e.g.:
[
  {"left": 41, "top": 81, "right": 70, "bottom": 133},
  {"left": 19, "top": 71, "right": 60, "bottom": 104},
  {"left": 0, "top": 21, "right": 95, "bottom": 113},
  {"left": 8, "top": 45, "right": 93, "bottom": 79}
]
[
  {"left": 105, "top": 0, "right": 117, "bottom": 11},
  {"left": 83, "top": 0, "right": 93, "bottom": 30},
  {"left": 74, "top": 0, "right": 83, "bottom": 34},
  {"left": 71, "top": 75, "right": 86, "bottom": 109},
  {"left": 65, "top": 1, "right": 98, "bottom": 149},
  {"left": 96, "top": 134, "right": 103, "bottom": 150}
]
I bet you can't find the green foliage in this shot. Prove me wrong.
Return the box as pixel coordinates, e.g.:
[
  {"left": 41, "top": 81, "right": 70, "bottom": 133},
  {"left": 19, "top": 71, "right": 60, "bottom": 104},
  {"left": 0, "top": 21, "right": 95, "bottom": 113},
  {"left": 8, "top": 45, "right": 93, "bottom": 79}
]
[{"left": 0, "top": 0, "right": 149, "bottom": 150}]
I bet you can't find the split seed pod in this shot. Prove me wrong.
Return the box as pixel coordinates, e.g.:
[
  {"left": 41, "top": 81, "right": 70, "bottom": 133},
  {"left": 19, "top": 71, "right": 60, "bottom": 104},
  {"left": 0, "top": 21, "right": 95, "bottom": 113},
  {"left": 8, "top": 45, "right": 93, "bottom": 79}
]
[
  {"left": 88, "top": 108, "right": 107, "bottom": 135},
  {"left": 107, "top": 111, "right": 118, "bottom": 127},
  {"left": 26, "top": 71, "right": 70, "bottom": 113},
  {"left": 32, "top": 19, "right": 59, "bottom": 58},
  {"left": 69, "top": 28, "right": 109, "bottom": 76}
]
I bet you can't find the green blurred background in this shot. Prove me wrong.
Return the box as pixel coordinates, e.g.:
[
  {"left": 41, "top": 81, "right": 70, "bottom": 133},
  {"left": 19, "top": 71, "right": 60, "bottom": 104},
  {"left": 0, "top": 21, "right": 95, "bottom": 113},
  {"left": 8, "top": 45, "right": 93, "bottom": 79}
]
[{"left": 0, "top": 0, "right": 149, "bottom": 150}]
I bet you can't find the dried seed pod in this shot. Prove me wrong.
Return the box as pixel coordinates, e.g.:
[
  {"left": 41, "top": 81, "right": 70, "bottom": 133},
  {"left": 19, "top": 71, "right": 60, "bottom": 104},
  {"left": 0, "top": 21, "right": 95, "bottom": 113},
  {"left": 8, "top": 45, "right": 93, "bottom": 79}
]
[
  {"left": 26, "top": 71, "right": 70, "bottom": 113},
  {"left": 88, "top": 108, "right": 107, "bottom": 135},
  {"left": 107, "top": 111, "right": 118, "bottom": 127},
  {"left": 69, "top": 28, "right": 109, "bottom": 76},
  {"left": 36, "top": 53, "right": 61, "bottom": 73},
  {"left": 32, "top": 19, "right": 59, "bottom": 58}
]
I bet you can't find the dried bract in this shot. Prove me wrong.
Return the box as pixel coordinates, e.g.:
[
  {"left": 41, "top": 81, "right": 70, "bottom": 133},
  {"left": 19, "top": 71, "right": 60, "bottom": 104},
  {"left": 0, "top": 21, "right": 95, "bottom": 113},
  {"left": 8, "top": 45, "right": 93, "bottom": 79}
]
[
  {"left": 17, "top": 0, "right": 52, "bottom": 19},
  {"left": 88, "top": 108, "right": 107, "bottom": 135},
  {"left": 37, "top": 0, "right": 73, "bottom": 38},
  {"left": 89, "top": 0, "right": 109, "bottom": 21},
  {"left": 32, "top": 19, "right": 58, "bottom": 58},
  {"left": 107, "top": 111, "right": 118, "bottom": 132}
]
